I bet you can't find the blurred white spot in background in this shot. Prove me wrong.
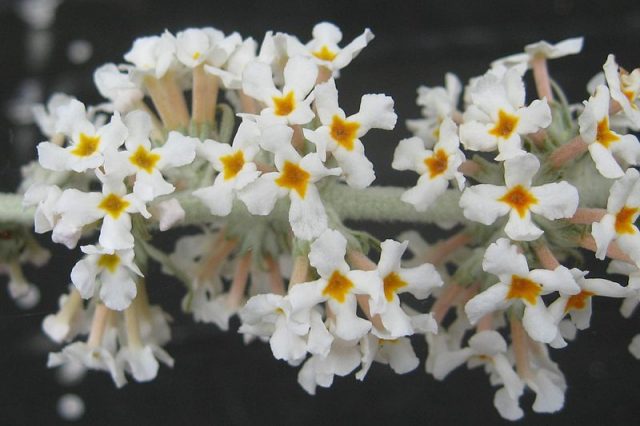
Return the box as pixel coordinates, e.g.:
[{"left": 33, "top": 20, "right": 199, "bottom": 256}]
[
  {"left": 5, "top": 80, "right": 43, "bottom": 125},
  {"left": 67, "top": 39, "right": 93, "bottom": 64},
  {"left": 57, "top": 393, "right": 85, "bottom": 422},
  {"left": 56, "top": 360, "right": 88, "bottom": 386},
  {"left": 15, "top": 0, "right": 63, "bottom": 30}
]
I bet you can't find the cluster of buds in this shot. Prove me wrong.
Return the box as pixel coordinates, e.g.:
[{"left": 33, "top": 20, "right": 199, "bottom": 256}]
[{"left": 0, "top": 22, "right": 637, "bottom": 420}]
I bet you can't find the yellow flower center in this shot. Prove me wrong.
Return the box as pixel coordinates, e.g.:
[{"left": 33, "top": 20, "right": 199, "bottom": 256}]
[
  {"left": 129, "top": 145, "right": 161, "bottom": 173},
  {"left": 424, "top": 149, "right": 449, "bottom": 179},
  {"left": 272, "top": 91, "right": 296, "bottom": 116},
  {"left": 564, "top": 290, "right": 594, "bottom": 313},
  {"left": 98, "top": 193, "right": 130, "bottom": 219},
  {"left": 312, "top": 45, "right": 337, "bottom": 62},
  {"left": 97, "top": 253, "right": 121, "bottom": 273},
  {"left": 596, "top": 117, "right": 620, "bottom": 148},
  {"left": 329, "top": 115, "right": 360, "bottom": 150},
  {"left": 71, "top": 133, "right": 101, "bottom": 157},
  {"left": 615, "top": 206, "right": 639, "bottom": 234},
  {"left": 322, "top": 270, "right": 354, "bottom": 303},
  {"left": 507, "top": 275, "right": 542, "bottom": 305},
  {"left": 623, "top": 89, "right": 638, "bottom": 108},
  {"left": 192, "top": 51, "right": 201, "bottom": 60},
  {"left": 383, "top": 272, "right": 407, "bottom": 302},
  {"left": 498, "top": 185, "right": 538, "bottom": 218},
  {"left": 489, "top": 109, "right": 519, "bottom": 139},
  {"left": 275, "top": 161, "right": 310, "bottom": 198},
  {"left": 220, "top": 150, "right": 245, "bottom": 180}
]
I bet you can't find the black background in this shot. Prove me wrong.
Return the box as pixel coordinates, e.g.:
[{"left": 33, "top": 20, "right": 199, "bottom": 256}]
[{"left": 1, "top": 0, "right": 639, "bottom": 425}]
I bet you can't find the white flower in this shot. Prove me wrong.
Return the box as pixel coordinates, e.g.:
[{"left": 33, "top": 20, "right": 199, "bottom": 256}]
[
  {"left": 297, "top": 337, "right": 361, "bottom": 395},
  {"left": 603, "top": 54, "right": 640, "bottom": 128},
  {"left": 459, "top": 67, "right": 551, "bottom": 160},
  {"left": 193, "top": 119, "right": 261, "bottom": 215},
  {"left": 459, "top": 153, "right": 579, "bottom": 241},
  {"left": 23, "top": 183, "right": 62, "bottom": 234},
  {"left": 365, "top": 239, "right": 442, "bottom": 338},
  {"left": 286, "top": 22, "right": 374, "bottom": 74},
  {"left": 48, "top": 342, "right": 126, "bottom": 388},
  {"left": 393, "top": 118, "right": 465, "bottom": 211},
  {"left": 152, "top": 198, "right": 185, "bottom": 231},
  {"left": 287, "top": 229, "right": 383, "bottom": 341},
  {"left": 93, "top": 63, "right": 144, "bottom": 113},
  {"left": 42, "top": 289, "right": 85, "bottom": 343},
  {"left": 238, "top": 125, "right": 340, "bottom": 241},
  {"left": 591, "top": 167, "right": 640, "bottom": 265},
  {"left": 242, "top": 56, "right": 317, "bottom": 125},
  {"left": 70, "top": 245, "right": 142, "bottom": 311},
  {"left": 205, "top": 37, "right": 257, "bottom": 89},
  {"left": 465, "top": 238, "right": 579, "bottom": 343},
  {"left": 357, "top": 335, "right": 419, "bottom": 380},
  {"left": 32, "top": 93, "right": 75, "bottom": 138},
  {"left": 548, "top": 269, "right": 628, "bottom": 339},
  {"left": 607, "top": 260, "right": 640, "bottom": 318},
  {"left": 124, "top": 31, "right": 176, "bottom": 79},
  {"left": 116, "top": 344, "right": 174, "bottom": 383},
  {"left": 579, "top": 85, "right": 640, "bottom": 178},
  {"left": 175, "top": 27, "right": 241, "bottom": 69},
  {"left": 37, "top": 101, "right": 128, "bottom": 173},
  {"left": 105, "top": 111, "right": 197, "bottom": 202},
  {"left": 52, "top": 170, "right": 150, "bottom": 250},
  {"left": 303, "top": 78, "right": 397, "bottom": 188},
  {"left": 406, "top": 73, "right": 462, "bottom": 145},
  {"left": 491, "top": 37, "right": 583, "bottom": 69}
]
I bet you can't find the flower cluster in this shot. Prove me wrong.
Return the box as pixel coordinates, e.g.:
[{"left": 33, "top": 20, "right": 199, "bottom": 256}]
[{"left": 0, "top": 23, "right": 637, "bottom": 420}]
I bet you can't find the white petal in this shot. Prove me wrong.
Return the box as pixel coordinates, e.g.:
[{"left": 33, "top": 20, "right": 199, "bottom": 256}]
[
  {"left": 100, "top": 268, "right": 137, "bottom": 311},
  {"left": 516, "top": 99, "right": 551, "bottom": 134},
  {"left": 283, "top": 56, "right": 317, "bottom": 98},
  {"left": 193, "top": 181, "right": 234, "bottom": 216},
  {"left": 504, "top": 210, "right": 543, "bottom": 241},
  {"left": 591, "top": 214, "right": 616, "bottom": 259},
  {"left": 70, "top": 257, "right": 99, "bottom": 299},
  {"left": 504, "top": 153, "right": 539, "bottom": 188},
  {"left": 588, "top": 143, "right": 624, "bottom": 179},
  {"left": 392, "top": 137, "right": 426, "bottom": 171},
  {"left": 459, "top": 184, "right": 509, "bottom": 225},
  {"left": 99, "top": 215, "right": 133, "bottom": 251},
  {"left": 522, "top": 302, "right": 558, "bottom": 343},
  {"left": 313, "top": 78, "right": 340, "bottom": 124},
  {"left": 237, "top": 173, "right": 280, "bottom": 215},
  {"left": 494, "top": 387, "right": 524, "bottom": 421},
  {"left": 309, "top": 229, "right": 349, "bottom": 277},
  {"left": 351, "top": 94, "right": 397, "bottom": 135},
  {"left": 157, "top": 132, "right": 197, "bottom": 169},
  {"left": 289, "top": 185, "right": 328, "bottom": 241},
  {"left": 483, "top": 238, "right": 530, "bottom": 277},
  {"left": 464, "top": 283, "right": 510, "bottom": 324}
]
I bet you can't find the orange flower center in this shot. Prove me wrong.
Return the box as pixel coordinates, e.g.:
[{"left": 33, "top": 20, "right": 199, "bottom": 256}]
[
  {"left": 498, "top": 185, "right": 538, "bottom": 218},
  {"left": 129, "top": 145, "right": 161, "bottom": 173},
  {"left": 312, "top": 45, "right": 337, "bottom": 62},
  {"left": 71, "top": 133, "right": 101, "bottom": 157},
  {"left": 424, "top": 149, "right": 449, "bottom": 179},
  {"left": 323, "top": 270, "right": 354, "bottom": 303},
  {"left": 98, "top": 193, "right": 130, "bottom": 219},
  {"left": 564, "top": 290, "right": 594, "bottom": 313},
  {"left": 220, "top": 150, "right": 245, "bottom": 180},
  {"left": 275, "top": 161, "right": 310, "bottom": 198},
  {"left": 489, "top": 110, "right": 519, "bottom": 139},
  {"left": 615, "top": 206, "right": 639, "bottom": 234},
  {"left": 272, "top": 91, "right": 296, "bottom": 116},
  {"left": 383, "top": 272, "right": 407, "bottom": 302},
  {"left": 507, "top": 275, "right": 542, "bottom": 305},
  {"left": 330, "top": 115, "right": 360, "bottom": 151},
  {"left": 596, "top": 117, "right": 620, "bottom": 148},
  {"left": 97, "top": 253, "right": 121, "bottom": 273}
]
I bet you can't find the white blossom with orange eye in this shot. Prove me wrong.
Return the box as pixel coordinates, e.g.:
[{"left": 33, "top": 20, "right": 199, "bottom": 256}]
[
  {"left": 304, "top": 78, "right": 397, "bottom": 188},
  {"left": 406, "top": 73, "right": 462, "bottom": 146},
  {"left": 238, "top": 125, "right": 340, "bottom": 241},
  {"left": 365, "top": 239, "right": 442, "bottom": 339},
  {"left": 459, "top": 153, "right": 578, "bottom": 241},
  {"left": 579, "top": 85, "right": 640, "bottom": 179},
  {"left": 242, "top": 56, "right": 318, "bottom": 126},
  {"left": 37, "top": 100, "right": 128, "bottom": 173},
  {"left": 286, "top": 22, "right": 373, "bottom": 75},
  {"left": 52, "top": 170, "right": 150, "bottom": 250},
  {"left": 124, "top": 31, "right": 176, "bottom": 79},
  {"left": 465, "top": 238, "right": 579, "bottom": 343},
  {"left": 104, "top": 111, "right": 197, "bottom": 202},
  {"left": 204, "top": 37, "right": 258, "bottom": 90},
  {"left": 193, "top": 120, "right": 261, "bottom": 216},
  {"left": 592, "top": 167, "right": 640, "bottom": 266},
  {"left": 287, "top": 229, "right": 383, "bottom": 341},
  {"left": 393, "top": 118, "right": 465, "bottom": 212},
  {"left": 70, "top": 245, "right": 142, "bottom": 311},
  {"left": 459, "top": 67, "right": 551, "bottom": 161},
  {"left": 603, "top": 54, "right": 640, "bottom": 129},
  {"left": 175, "top": 27, "right": 241, "bottom": 70}
]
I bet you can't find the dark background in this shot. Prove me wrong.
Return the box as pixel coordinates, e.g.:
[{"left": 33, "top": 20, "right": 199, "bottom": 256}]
[{"left": 1, "top": 0, "right": 639, "bottom": 424}]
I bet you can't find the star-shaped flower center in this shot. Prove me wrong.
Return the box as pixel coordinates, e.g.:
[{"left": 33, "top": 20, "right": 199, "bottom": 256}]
[
  {"left": 564, "top": 290, "right": 594, "bottom": 313},
  {"left": 272, "top": 91, "right": 296, "bottom": 116},
  {"left": 220, "top": 150, "right": 245, "bottom": 180},
  {"left": 507, "top": 275, "right": 542, "bottom": 305},
  {"left": 596, "top": 117, "right": 620, "bottom": 148},
  {"left": 383, "top": 272, "right": 407, "bottom": 302},
  {"left": 275, "top": 161, "right": 311, "bottom": 198},
  {"left": 499, "top": 185, "right": 538, "bottom": 218},
  {"left": 489, "top": 109, "right": 519, "bottom": 139},
  {"left": 71, "top": 133, "right": 101, "bottom": 157},
  {"left": 330, "top": 115, "right": 360, "bottom": 150},
  {"left": 130, "top": 145, "right": 161, "bottom": 173},
  {"left": 424, "top": 149, "right": 449, "bottom": 179},
  {"left": 312, "top": 45, "right": 337, "bottom": 62},
  {"left": 322, "top": 270, "right": 354, "bottom": 303},
  {"left": 615, "top": 206, "right": 639, "bottom": 234},
  {"left": 98, "top": 253, "right": 121, "bottom": 273},
  {"left": 98, "top": 193, "right": 130, "bottom": 219}
]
